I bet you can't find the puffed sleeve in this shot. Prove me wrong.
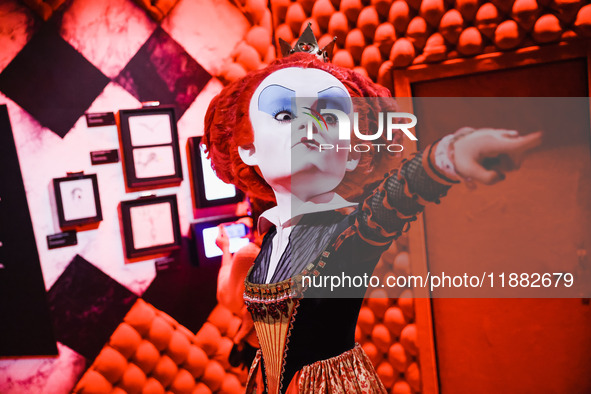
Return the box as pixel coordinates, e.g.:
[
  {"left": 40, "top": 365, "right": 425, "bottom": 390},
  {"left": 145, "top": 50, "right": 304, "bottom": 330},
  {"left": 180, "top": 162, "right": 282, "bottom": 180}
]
[{"left": 354, "top": 142, "right": 459, "bottom": 246}]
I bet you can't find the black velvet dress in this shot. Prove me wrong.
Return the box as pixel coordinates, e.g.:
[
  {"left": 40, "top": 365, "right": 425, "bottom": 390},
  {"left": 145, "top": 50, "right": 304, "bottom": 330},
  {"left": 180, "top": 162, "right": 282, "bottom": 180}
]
[{"left": 243, "top": 150, "right": 454, "bottom": 393}]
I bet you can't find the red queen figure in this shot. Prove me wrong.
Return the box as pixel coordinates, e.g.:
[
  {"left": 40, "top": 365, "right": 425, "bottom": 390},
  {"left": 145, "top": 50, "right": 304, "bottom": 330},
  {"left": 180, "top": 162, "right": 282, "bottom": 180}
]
[{"left": 203, "top": 25, "right": 541, "bottom": 394}]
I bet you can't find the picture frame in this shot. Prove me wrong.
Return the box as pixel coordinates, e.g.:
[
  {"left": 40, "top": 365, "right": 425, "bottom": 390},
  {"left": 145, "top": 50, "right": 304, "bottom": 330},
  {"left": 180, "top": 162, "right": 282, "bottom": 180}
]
[
  {"left": 190, "top": 216, "right": 251, "bottom": 266},
  {"left": 53, "top": 173, "right": 103, "bottom": 228},
  {"left": 120, "top": 194, "right": 182, "bottom": 259},
  {"left": 188, "top": 136, "right": 243, "bottom": 209},
  {"left": 118, "top": 106, "right": 183, "bottom": 189}
]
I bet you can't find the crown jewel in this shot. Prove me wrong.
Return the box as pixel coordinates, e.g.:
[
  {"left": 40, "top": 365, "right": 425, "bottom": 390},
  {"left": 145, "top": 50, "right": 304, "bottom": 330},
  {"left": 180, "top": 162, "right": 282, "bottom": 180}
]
[{"left": 278, "top": 23, "right": 336, "bottom": 62}]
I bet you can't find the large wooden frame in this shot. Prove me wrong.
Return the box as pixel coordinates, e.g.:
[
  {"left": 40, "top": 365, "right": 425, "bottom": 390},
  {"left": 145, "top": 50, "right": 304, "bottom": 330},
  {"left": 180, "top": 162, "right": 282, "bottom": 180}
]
[{"left": 391, "top": 41, "right": 591, "bottom": 394}]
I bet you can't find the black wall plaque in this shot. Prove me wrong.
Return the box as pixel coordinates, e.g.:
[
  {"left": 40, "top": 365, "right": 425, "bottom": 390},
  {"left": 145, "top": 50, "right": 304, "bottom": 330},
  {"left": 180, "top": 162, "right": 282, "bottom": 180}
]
[
  {"left": 85, "top": 112, "right": 116, "bottom": 127},
  {"left": 47, "top": 231, "right": 78, "bottom": 249},
  {"left": 90, "top": 149, "right": 119, "bottom": 165},
  {"left": 0, "top": 104, "right": 57, "bottom": 356}
]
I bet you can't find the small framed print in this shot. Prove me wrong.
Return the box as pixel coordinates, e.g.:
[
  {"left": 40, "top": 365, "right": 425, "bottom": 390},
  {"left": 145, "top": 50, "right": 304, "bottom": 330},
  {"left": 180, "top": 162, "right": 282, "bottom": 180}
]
[
  {"left": 188, "top": 136, "right": 243, "bottom": 209},
  {"left": 53, "top": 174, "right": 103, "bottom": 228},
  {"left": 120, "top": 194, "right": 181, "bottom": 259},
  {"left": 118, "top": 106, "right": 183, "bottom": 189}
]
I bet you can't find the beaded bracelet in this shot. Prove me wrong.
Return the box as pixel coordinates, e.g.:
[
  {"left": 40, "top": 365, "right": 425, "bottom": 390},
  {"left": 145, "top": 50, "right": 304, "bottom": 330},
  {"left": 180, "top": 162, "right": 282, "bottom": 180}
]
[
  {"left": 449, "top": 127, "right": 478, "bottom": 189},
  {"left": 425, "top": 141, "right": 459, "bottom": 185},
  {"left": 433, "top": 134, "right": 459, "bottom": 181}
]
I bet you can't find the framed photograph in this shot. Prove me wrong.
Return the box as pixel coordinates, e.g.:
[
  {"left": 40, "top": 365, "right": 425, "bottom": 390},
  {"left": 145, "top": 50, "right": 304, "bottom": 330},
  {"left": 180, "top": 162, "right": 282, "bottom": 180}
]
[
  {"left": 120, "top": 194, "right": 181, "bottom": 259},
  {"left": 188, "top": 136, "right": 243, "bottom": 209},
  {"left": 118, "top": 106, "right": 183, "bottom": 189},
  {"left": 53, "top": 173, "right": 103, "bottom": 228},
  {"left": 191, "top": 216, "right": 251, "bottom": 265}
]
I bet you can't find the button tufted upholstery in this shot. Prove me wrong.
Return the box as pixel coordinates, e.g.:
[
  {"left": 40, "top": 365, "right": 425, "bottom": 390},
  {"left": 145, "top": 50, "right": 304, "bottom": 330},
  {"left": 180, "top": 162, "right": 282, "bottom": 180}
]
[{"left": 74, "top": 300, "right": 246, "bottom": 394}]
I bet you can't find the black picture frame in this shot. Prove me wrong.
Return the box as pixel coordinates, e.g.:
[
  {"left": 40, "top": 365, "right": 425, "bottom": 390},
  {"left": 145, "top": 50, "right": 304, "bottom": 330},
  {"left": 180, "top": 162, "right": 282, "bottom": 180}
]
[
  {"left": 190, "top": 216, "right": 251, "bottom": 266},
  {"left": 188, "top": 136, "right": 243, "bottom": 209},
  {"left": 120, "top": 194, "right": 181, "bottom": 259},
  {"left": 53, "top": 173, "right": 103, "bottom": 228},
  {"left": 118, "top": 106, "right": 183, "bottom": 189}
]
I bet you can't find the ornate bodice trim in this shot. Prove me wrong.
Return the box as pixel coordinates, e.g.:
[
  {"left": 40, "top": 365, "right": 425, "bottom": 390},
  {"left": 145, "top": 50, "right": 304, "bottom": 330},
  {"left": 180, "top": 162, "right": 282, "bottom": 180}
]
[{"left": 244, "top": 249, "right": 334, "bottom": 394}]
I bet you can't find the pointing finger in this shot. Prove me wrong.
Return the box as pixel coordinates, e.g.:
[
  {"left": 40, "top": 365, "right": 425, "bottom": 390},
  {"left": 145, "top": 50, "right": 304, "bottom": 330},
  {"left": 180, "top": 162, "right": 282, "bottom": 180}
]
[
  {"left": 484, "top": 131, "right": 543, "bottom": 155},
  {"left": 512, "top": 131, "right": 543, "bottom": 152}
]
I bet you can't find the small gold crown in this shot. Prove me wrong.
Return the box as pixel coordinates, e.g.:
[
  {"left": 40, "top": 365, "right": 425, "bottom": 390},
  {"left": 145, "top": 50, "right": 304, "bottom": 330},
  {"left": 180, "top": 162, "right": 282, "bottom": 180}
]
[{"left": 278, "top": 22, "right": 336, "bottom": 62}]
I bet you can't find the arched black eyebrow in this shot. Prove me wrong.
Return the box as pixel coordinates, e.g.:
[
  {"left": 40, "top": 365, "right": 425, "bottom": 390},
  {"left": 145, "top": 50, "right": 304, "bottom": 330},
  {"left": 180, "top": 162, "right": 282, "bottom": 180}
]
[
  {"left": 318, "top": 86, "right": 352, "bottom": 113},
  {"left": 258, "top": 84, "right": 296, "bottom": 116}
]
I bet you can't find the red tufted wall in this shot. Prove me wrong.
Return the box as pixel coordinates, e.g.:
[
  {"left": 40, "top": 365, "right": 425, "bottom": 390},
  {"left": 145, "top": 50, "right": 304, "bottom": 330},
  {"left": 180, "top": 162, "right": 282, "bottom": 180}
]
[
  {"left": 356, "top": 240, "right": 424, "bottom": 394},
  {"left": 74, "top": 300, "right": 248, "bottom": 394},
  {"left": 220, "top": 0, "right": 591, "bottom": 93}
]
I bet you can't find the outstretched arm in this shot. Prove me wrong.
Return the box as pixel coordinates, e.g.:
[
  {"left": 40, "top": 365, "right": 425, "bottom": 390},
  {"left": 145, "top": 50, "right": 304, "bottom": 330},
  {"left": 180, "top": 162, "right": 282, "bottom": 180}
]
[{"left": 355, "top": 129, "right": 542, "bottom": 245}]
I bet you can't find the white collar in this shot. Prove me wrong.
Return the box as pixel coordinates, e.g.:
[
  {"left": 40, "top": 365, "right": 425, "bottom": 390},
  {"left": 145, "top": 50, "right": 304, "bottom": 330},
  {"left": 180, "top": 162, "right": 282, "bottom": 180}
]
[{"left": 257, "top": 193, "right": 357, "bottom": 234}]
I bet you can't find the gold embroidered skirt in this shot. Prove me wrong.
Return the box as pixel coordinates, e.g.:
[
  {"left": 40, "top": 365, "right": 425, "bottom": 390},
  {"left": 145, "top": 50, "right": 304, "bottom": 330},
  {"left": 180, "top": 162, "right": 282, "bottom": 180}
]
[{"left": 246, "top": 343, "right": 387, "bottom": 393}]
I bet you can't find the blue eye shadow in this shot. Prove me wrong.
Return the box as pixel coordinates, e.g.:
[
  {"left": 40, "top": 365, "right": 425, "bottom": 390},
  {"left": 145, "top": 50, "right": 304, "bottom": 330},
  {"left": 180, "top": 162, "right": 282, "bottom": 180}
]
[
  {"left": 318, "top": 86, "right": 352, "bottom": 114},
  {"left": 258, "top": 84, "right": 296, "bottom": 116}
]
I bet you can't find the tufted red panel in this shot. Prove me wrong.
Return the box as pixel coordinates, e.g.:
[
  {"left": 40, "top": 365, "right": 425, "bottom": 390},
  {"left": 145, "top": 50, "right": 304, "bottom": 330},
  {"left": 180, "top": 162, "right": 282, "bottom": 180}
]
[{"left": 74, "top": 300, "right": 247, "bottom": 394}]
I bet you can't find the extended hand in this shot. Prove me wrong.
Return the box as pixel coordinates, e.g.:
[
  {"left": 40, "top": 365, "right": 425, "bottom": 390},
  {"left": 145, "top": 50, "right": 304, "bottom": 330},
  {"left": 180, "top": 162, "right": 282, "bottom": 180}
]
[{"left": 452, "top": 129, "right": 543, "bottom": 185}]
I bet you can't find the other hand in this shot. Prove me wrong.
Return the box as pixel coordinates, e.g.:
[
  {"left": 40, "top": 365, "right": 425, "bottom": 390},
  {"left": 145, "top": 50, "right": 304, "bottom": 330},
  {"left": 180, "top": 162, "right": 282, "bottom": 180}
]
[{"left": 215, "top": 225, "right": 230, "bottom": 253}]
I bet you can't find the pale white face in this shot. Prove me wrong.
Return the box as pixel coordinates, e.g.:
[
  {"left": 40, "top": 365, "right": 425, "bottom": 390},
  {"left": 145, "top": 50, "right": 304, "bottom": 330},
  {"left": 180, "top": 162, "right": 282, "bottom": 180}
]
[{"left": 240, "top": 67, "right": 358, "bottom": 201}]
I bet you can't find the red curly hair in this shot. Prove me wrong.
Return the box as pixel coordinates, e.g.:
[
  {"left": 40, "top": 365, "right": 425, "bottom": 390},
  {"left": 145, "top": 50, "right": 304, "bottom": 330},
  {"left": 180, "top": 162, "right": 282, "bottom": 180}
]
[{"left": 202, "top": 52, "right": 401, "bottom": 204}]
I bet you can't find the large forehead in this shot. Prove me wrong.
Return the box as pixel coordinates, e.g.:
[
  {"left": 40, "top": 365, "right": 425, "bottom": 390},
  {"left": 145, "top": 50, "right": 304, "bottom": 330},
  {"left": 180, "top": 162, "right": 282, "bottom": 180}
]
[{"left": 251, "top": 67, "right": 350, "bottom": 100}]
